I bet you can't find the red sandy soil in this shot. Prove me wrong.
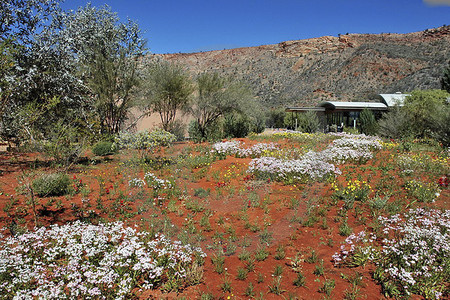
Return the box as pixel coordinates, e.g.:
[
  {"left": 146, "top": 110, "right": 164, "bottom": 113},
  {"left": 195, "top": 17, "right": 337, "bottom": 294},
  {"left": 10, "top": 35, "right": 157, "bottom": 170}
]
[{"left": 0, "top": 139, "right": 448, "bottom": 299}]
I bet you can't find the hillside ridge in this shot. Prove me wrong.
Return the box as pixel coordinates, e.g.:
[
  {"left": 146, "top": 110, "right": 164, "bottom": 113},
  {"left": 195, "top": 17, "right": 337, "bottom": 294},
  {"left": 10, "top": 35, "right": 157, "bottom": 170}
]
[{"left": 152, "top": 26, "right": 450, "bottom": 107}]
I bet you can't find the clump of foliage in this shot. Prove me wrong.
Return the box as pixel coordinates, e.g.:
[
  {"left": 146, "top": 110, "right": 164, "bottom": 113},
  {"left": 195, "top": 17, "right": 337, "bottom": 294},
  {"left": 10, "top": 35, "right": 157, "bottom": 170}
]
[
  {"left": 223, "top": 112, "right": 251, "bottom": 138},
  {"left": 441, "top": 60, "right": 450, "bottom": 93},
  {"left": 92, "top": 141, "right": 114, "bottom": 156},
  {"left": 359, "top": 108, "right": 378, "bottom": 135},
  {"left": 113, "top": 128, "right": 176, "bottom": 157},
  {"left": 284, "top": 111, "right": 320, "bottom": 133},
  {"left": 378, "top": 90, "right": 450, "bottom": 146},
  {"left": 38, "top": 121, "right": 87, "bottom": 167},
  {"left": 0, "top": 221, "right": 206, "bottom": 298},
  {"left": 188, "top": 118, "right": 223, "bottom": 143},
  {"left": 266, "top": 108, "right": 286, "bottom": 128},
  {"left": 32, "top": 173, "right": 71, "bottom": 197}
]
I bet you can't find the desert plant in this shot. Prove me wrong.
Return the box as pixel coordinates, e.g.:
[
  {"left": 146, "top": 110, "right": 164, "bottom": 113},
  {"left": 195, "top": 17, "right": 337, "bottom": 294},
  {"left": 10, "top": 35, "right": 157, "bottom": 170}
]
[
  {"left": 305, "top": 249, "right": 318, "bottom": 264},
  {"left": 223, "top": 112, "right": 251, "bottom": 138},
  {"left": 273, "top": 264, "right": 284, "bottom": 277},
  {"left": 236, "top": 267, "right": 248, "bottom": 280},
  {"left": 220, "top": 274, "right": 232, "bottom": 292},
  {"left": 211, "top": 253, "right": 225, "bottom": 274},
  {"left": 268, "top": 275, "right": 286, "bottom": 295},
  {"left": 292, "top": 111, "right": 320, "bottom": 133},
  {"left": 377, "top": 106, "right": 409, "bottom": 139},
  {"left": 92, "top": 140, "right": 114, "bottom": 156},
  {"left": 140, "top": 60, "right": 193, "bottom": 131},
  {"left": 293, "top": 272, "right": 306, "bottom": 287},
  {"left": 275, "top": 244, "right": 286, "bottom": 260},
  {"left": 255, "top": 246, "right": 270, "bottom": 261},
  {"left": 32, "top": 173, "right": 71, "bottom": 197},
  {"left": 339, "top": 218, "right": 353, "bottom": 236},
  {"left": 188, "top": 118, "right": 223, "bottom": 143},
  {"left": 38, "top": 121, "right": 87, "bottom": 167},
  {"left": 313, "top": 259, "right": 325, "bottom": 276},
  {"left": 245, "top": 282, "right": 255, "bottom": 297},
  {"left": 166, "top": 119, "right": 187, "bottom": 141},
  {"left": 359, "top": 108, "right": 378, "bottom": 135},
  {"left": 189, "top": 72, "right": 253, "bottom": 142},
  {"left": 318, "top": 279, "right": 335, "bottom": 296},
  {"left": 113, "top": 128, "right": 176, "bottom": 157}
]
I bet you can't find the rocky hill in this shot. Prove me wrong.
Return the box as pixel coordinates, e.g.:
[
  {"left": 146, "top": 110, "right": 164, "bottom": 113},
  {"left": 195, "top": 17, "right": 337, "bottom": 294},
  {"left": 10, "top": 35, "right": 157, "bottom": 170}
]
[{"left": 153, "top": 26, "right": 450, "bottom": 107}]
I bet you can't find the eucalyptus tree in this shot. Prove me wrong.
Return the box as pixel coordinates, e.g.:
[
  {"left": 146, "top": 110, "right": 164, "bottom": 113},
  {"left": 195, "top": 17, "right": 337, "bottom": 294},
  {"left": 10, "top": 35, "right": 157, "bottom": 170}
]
[
  {"left": 0, "top": 0, "right": 60, "bottom": 43},
  {"left": 1, "top": 2, "right": 147, "bottom": 146},
  {"left": 140, "top": 60, "right": 193, "bottom": 131},
  {"left": 0, "top": 0, "right": 63, "bottom": 139}
]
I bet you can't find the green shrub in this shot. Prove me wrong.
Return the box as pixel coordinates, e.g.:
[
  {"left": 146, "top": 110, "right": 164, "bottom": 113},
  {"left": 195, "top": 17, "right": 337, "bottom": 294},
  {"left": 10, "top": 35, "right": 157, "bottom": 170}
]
[
  {"left": 266, "top": 108, "right": 286, "bottom": 128},
  {"left": 359, "top": 108, "right": 378, "bottom": 135},
  {"left": 167, "top": 120, "right": 186, "bottom": 141},
  {"left": 250, "top": 113, "right": 266, "bottom": 134},
  {"left": 378, "top": 106, "right": 409, "bottom": 139},
  {"left": 39, "top": 122, "right": 86, "bottom": 167},
  {"left": 223, "top": 113, "right": 251, "bottom": 138},
  {"left": 32, "top": 173, "right": 71, "bottom": 197},
  {"left": 113, "top": 129, "right": 176, "bottom": 158},
  {"left": 188, "top": 119, "right": 223, "bottom": 143},
  {"left": 92, "top": 141, "right": 114, "bottom": 156}
]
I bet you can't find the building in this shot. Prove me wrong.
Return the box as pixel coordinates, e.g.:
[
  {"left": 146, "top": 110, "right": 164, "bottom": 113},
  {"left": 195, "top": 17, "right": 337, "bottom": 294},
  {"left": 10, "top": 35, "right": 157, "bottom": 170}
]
[{"left": 286, "top": 93, "right": 409, "bottom": 131}]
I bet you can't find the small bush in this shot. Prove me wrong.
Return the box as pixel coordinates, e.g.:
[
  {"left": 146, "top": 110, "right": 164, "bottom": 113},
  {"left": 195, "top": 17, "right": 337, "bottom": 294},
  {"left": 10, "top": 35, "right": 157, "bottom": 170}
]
[
  {"left": 319, "top": 279, "right": 335, "bottom": 296},
  {"left": 293, "top": 272, "right": 306, "bottom": 287},
  {"left": 255, "top": 246, "right": 269, "bottom": 261},
  {"left": 39, "top": 122, "right": 86, "bottom": 167},
  {"left": 32, "top": 173, "right": 71, "bottom": 197},
  {"left": 167, "top": 120, "right": 186, "bottom": 142},
  {"left": 113, "top": 129, "right": 176, "bottom": 153},
  {"left": 92, "top": 141, "right": 114, "bottom": 156}
]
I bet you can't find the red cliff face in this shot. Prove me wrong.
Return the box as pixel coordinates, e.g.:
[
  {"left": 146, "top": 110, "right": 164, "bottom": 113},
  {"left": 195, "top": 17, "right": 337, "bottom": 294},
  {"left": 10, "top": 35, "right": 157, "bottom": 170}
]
[{"left": 151, "top": 26, "right": 450, "bottom": 107}]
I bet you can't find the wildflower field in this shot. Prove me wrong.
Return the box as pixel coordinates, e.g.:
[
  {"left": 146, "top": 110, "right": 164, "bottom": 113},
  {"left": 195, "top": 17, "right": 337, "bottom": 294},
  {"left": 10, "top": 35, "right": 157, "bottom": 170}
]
[{"left": 0, "top": 131, "right": 448, "bottom": 299}]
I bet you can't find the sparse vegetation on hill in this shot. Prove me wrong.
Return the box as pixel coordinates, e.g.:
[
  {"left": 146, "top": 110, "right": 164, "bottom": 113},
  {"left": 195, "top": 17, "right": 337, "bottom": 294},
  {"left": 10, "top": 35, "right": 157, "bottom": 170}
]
[{"left": 156, "top": 26, "right": 450, "bottom": 107}]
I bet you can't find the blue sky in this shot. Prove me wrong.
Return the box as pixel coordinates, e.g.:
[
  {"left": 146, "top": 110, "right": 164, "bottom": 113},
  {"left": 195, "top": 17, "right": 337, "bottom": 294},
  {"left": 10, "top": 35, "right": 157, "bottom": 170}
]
[{"left": 61, "top": 0, "right": 450, "bottom": 54}]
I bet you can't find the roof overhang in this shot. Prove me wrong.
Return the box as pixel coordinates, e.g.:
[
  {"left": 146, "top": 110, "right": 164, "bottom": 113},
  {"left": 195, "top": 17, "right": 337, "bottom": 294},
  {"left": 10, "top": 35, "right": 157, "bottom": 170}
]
[
  {"left": 286, "top": 107, "right": 326, "bottom": 112},
  {"left": 377, "top": 93, "right": 409, "bottom": 107},
  {"left": 318, "top": 101, "right": 388, "bottom": 111}
]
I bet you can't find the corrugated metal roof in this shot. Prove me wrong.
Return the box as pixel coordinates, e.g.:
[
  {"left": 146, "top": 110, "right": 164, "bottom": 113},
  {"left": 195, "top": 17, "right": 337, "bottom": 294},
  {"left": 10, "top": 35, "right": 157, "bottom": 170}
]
[
  {"left": 378, "top": 93, "right": 409, "bottom": 107},
  {"left": 318, "top": 101, "right": 388, "bottom": 110}
]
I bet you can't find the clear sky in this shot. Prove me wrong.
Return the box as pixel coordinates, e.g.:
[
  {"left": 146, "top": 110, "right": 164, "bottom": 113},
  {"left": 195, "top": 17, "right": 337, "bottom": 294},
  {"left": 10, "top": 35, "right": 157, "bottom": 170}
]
[{"left": 60, "top": 0, "right": 450, "bottom": 54}]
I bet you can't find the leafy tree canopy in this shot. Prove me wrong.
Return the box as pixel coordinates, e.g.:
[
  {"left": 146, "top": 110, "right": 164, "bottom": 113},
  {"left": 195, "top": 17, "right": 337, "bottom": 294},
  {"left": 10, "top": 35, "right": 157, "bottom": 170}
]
[{"left": 140, "top": 60, "right": 193, "bottom": 131}]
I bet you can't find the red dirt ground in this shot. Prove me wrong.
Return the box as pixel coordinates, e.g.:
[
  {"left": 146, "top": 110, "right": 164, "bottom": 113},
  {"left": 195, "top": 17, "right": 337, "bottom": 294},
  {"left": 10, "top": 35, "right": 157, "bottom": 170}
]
[{"left": 0, "top": 139, "right": 448, "bottom": 299}]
